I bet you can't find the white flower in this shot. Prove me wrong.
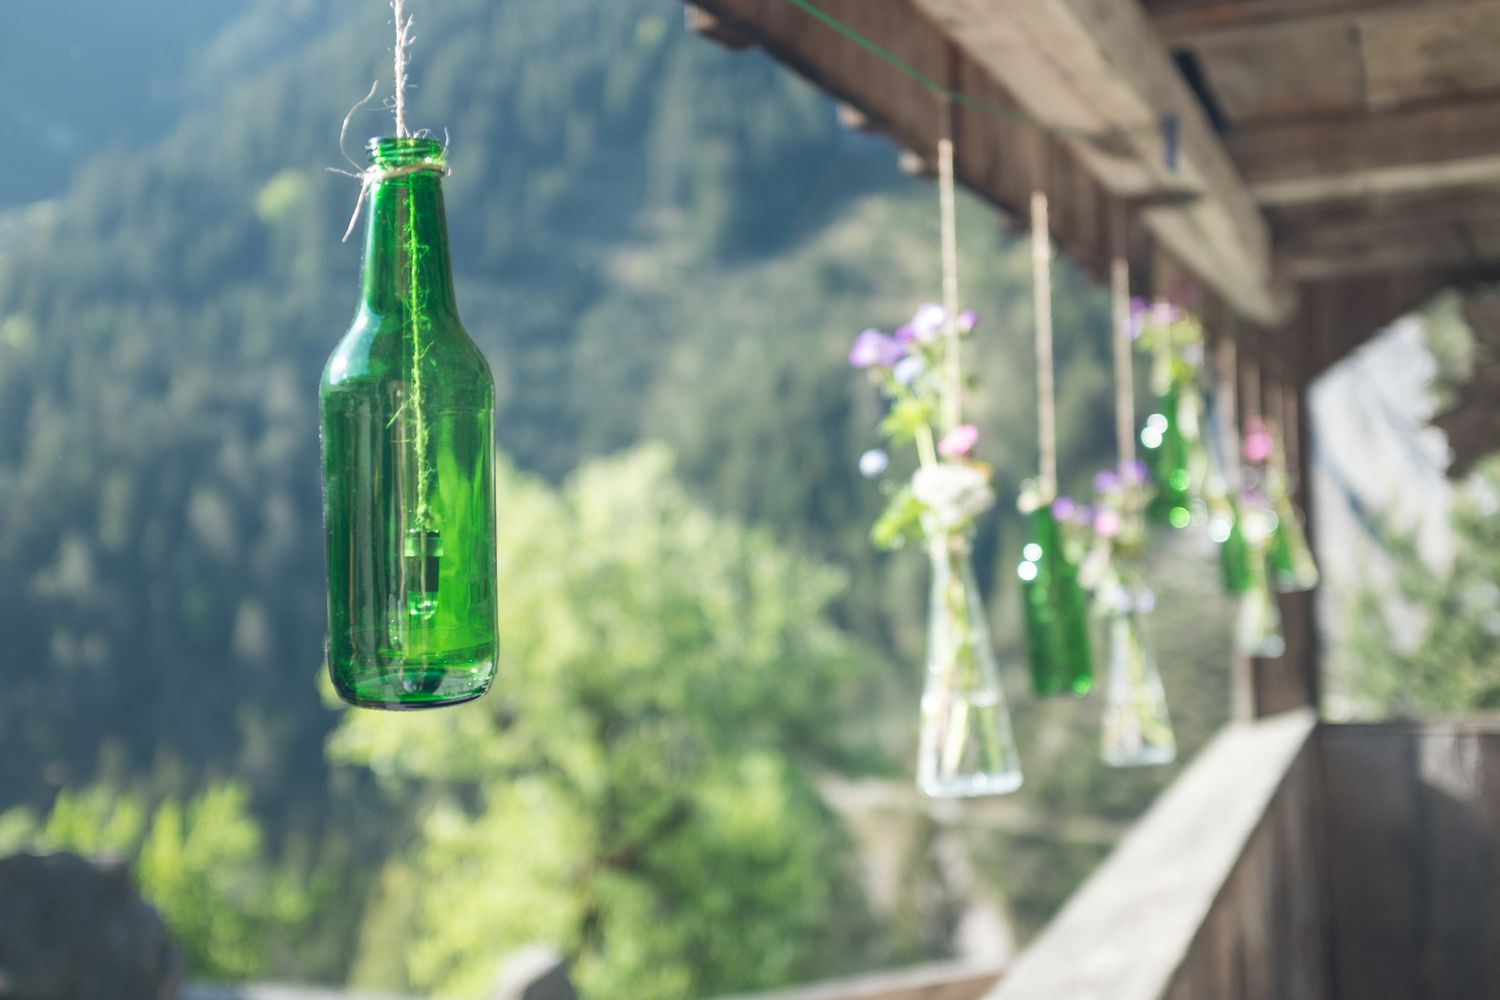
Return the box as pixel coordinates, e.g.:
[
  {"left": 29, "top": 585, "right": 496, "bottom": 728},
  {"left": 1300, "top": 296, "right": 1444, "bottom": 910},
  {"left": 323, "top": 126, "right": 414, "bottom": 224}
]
[
  {"left": 912, "top": 462, "right": 994, "bottom": 529},
  {"left": 858, "top": 449, "right": 889, "bottom": 478},
  {"left": 892, "top": 356, "right": 925, "bottom": 386}
]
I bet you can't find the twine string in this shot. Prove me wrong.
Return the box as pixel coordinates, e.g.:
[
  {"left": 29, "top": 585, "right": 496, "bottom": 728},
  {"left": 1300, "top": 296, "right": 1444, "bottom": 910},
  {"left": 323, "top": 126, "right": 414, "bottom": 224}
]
[
  {"left": 392, "top": 0, "right": 414, "bottom": 138},
  {"left": 1216, "top": 327, "right": 1241, "bottom": 491},
  {"left": 1110, "top": 204, "right": 1135, "bottom": 474},
  {"left": 1242, "top": 346, "right": 1262, "bottom": 426},
  {"left": 938, "top": 135, "right": 963, "bottom": 432},
  {"left": 1031, "top": 190, "right": 1058, "bottom": 496}
]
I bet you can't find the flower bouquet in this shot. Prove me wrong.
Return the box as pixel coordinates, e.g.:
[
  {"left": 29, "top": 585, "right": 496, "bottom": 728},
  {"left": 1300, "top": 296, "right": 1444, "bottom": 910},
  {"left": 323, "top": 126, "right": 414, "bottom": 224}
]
[{"left": 851, "top": 304, "right": 1022, "bottom": 797}]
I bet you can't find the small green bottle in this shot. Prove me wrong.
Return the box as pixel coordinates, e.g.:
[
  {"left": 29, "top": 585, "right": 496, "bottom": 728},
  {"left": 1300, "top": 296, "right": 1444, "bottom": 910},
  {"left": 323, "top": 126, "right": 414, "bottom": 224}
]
[
  {"left": 1210, "top": 498, "right": 1252, "bottom": 595},
  {"left": 1143, "top": 387, "right": 1193, "bottom": 528},
  {"left": 1019, "top": 506, "right": 1094, "bottom": 696},
  {"left": 320, "top": 137, "right": 499, "bottom": 709},
  {"left": 1269, "top": 498, "right": 1320, "bottom": 593}
]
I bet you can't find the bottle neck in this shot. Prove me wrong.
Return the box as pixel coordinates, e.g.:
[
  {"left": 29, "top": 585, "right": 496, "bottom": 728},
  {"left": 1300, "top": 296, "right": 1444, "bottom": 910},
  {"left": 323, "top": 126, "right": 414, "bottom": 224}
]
[{"left": 358, "top": 170, "right": 459, "bottom": 318}]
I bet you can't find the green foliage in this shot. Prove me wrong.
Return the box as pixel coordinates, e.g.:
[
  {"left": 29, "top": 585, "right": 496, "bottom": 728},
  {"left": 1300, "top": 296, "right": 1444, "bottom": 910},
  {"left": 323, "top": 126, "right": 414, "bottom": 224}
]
[
  {"left": 0, "top": 782, "right": 313, "bottom": 981},
  {"left": 332, "top": 447, "right": 879, "bottom": 998},
  {"left": 1348, "top": 459, "right": 1500, "bottom": 714}
]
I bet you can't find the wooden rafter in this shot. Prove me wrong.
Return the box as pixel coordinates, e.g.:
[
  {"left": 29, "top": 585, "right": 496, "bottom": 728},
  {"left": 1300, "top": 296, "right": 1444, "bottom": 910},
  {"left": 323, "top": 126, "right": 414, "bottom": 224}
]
[
  {"left": 911, "top": 0, "right": 1287, "bottom": 324},
  {"left": 1229, "top": 96, "right": 1500, "bottom": 205},
  {"left": 1146, "top": 0, "right": 1479, "bottom": 45}
]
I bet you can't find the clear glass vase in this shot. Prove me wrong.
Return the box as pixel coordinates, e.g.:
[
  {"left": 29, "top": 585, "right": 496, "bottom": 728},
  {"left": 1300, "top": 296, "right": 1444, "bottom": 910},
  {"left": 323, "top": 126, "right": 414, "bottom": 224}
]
[
  {"left": 1235, "top": 505, "right": 1286, "bottom": 658},
  {"left": 917, "top": 536, "right": 1023, "bottom": 798},
  {"left": 1098, "top": 579, "right": 1176, "bottom": 768}
]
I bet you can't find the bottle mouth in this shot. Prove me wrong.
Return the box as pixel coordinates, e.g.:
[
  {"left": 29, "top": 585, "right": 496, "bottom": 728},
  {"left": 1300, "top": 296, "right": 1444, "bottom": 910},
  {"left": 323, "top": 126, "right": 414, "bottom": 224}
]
[{"left": 367, "top": 136, "right": 447, "bottom": 169}]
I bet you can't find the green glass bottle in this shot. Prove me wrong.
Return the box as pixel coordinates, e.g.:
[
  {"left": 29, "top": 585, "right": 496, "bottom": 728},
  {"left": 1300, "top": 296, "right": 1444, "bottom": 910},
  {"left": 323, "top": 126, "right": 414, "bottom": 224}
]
[
  {"left": 320, "top": 137, "right": 499, "bottom": 709},
  {"left": 1018, "top": 507, "right": 1094, "bottom": 696},
  {"left": 1268, "top": 498, "right": 1320, "bottom": 592},
  {"left": 1210, "top": 497, "right": 1252, "bottom": 594},
  {"left": 1143, "top": 387, "right": 1192, "bottom": 528}
]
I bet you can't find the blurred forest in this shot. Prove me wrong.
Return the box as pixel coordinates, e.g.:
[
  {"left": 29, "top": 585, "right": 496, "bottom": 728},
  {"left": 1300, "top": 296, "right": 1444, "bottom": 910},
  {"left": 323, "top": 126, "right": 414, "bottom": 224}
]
[{"left": 0, "top": 0, "right": 1239, "bottom": 994}]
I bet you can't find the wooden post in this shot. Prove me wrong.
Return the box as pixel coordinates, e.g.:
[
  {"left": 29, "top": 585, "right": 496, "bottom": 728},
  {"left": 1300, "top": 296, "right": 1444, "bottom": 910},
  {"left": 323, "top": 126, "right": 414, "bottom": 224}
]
[{"left": 1250, "top": 342, "right": 1321, "bottom": 717}]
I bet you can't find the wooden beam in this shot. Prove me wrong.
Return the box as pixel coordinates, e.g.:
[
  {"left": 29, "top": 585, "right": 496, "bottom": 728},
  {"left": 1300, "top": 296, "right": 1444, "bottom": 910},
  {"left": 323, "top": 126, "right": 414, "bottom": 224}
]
[
  {"left": 1228, "top": 96, "right": 1500, "bottom": 205},
  {"left": 1271, "top": 193, "right": 1500, "bottom": 279},
  {"left": 684, "top": 3, "right": 756, "bottom": 49},
  {"left": 912, "top": 0, "right": 1287, "bottom": 325},
  {"left": 1147, "top": 0, "right": 1476, "bottom": 45}
]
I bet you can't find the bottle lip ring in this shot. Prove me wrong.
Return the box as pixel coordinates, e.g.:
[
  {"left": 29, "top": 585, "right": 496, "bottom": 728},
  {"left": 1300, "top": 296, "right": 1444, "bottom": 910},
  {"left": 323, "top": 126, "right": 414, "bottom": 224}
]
[{"left": 367, "top": 135, "right": 447, "bottom": 167}]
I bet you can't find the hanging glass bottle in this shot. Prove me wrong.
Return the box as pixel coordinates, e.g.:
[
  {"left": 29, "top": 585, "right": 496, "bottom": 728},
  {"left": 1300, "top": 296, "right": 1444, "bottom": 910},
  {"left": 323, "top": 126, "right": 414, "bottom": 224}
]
[
  {"left": 1018, "top": 498, "right": 1094, "bottom": 697},
  {"left": 918, "top": 534, "right": 1023, "bottom": 797},
  {"left": 1201, "top": 392, "right": 1251, "bottom": 594},
  {"left": 1098, "top": 574, "right": 1176, "bottom": 767},
  {"left": 1269, "top": 494, "right": 1320, "bottom": 593},
  {"left": 1209, "top": 496, "right": 1253, "bottom": 595},
  {"left": 1235, "top": 501, "right": 1285, "bottom": 659},
  {"left": 1142, "top": 387, "right": 1192, "bottom": 527},
  {"left": 320, "top": 137, "right": 499, "bottom": 709}
]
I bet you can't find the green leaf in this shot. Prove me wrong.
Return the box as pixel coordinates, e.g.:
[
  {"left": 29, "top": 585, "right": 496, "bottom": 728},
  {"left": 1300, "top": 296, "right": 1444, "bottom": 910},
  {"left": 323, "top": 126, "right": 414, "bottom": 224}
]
[
  {"left": 870, "top": 486, "right": 923, "bottom": 551},
  {"left": 878, "top": 397, "right": 935, "bottom": 446}
]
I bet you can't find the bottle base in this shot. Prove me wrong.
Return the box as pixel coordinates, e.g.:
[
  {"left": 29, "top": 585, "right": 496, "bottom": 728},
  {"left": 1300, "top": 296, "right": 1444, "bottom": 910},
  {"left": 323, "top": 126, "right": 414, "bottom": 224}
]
[
  {"left": 330, "top": 644, "right": 496, "bottom": 710},
  {"left": 918, "top": 770, "right": 1024, "bottom": 799}
]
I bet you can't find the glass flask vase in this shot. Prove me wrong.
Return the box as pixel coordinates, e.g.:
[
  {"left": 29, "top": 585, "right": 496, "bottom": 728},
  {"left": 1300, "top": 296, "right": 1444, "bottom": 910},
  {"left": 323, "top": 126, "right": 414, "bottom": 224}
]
[
  {"left": 1019, "top": 507, "right": 1094, "bottom": 696},
  {"left": 1236, "top": 506, "right": 1286, "bottom": 659},
  {"left": 1099, "top": 578, "right": 1177, "bottom": 767},
  {"left": 917, "top": 535, "right": 1023, "bottom": 798},
  {"left": 1269, "top": 497, "right": 1320, "bottom": 593},
  {"left": 320, "top": 137, "right": 499, "bottom": 709}
]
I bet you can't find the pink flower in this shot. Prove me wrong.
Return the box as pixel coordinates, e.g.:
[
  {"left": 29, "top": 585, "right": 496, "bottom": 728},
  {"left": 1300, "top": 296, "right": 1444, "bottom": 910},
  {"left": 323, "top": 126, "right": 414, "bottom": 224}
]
[
  {"left": 1244, "top": 419, "right": 1274, "bottom": 464},
  {"left": 1094, "top": 508, "right": 1122, "bottom": 539},
  {"left": 937, "top": 423, "right": 980, "bottom": 459}
]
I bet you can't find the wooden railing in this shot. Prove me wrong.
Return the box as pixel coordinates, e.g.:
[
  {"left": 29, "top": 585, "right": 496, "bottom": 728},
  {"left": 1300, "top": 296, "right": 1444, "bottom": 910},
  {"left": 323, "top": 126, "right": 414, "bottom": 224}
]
[
  {"left": 985, "top": 709, "right": 1324, "bottom": 1000},
  {"left": 1319, "top": 719, "right": 1500, "bottom": 1000},
  {"left": 709, "top": 960, "right": 1001, "bottom": 1000}
]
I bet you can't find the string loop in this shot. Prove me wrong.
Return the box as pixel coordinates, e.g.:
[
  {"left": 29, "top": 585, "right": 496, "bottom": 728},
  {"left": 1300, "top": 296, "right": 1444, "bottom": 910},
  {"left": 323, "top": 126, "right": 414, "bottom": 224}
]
[
  {"left": 1031, "top": 191, "right": 1057, "bottom": 497},
  {"left": 938, "top": 136, "right": 962, "bottom": 432}
]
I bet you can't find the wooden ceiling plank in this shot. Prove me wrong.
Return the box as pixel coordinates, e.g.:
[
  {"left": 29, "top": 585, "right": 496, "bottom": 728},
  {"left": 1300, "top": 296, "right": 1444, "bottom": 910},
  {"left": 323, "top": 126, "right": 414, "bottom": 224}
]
[
  {"left": 1228, "top": 95, "right": 1500, "bottom": 204},
  {"left": 913, "top": 0, "right": 1286, "bottom": 324},
  {"left": 1147, "top": 0, "right": 1481, "bottom": 46}
]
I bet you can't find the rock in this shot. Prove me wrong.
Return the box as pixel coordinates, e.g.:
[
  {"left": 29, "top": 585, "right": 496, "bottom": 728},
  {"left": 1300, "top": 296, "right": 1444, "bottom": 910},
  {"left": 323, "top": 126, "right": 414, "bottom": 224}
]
[
  {"left": 0, "top": 851, "right": 182, "bottom": 1000},
  {"left": 488, "top": 946, "right": 576, "bottom": 1000}
]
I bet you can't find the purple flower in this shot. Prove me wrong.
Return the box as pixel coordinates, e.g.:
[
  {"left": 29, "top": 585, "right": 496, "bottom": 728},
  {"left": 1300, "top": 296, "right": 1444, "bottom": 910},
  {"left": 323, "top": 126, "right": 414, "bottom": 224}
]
[
  {"left": 894, "top": 325, "right": 917, "bottom": 346},
  {"left": 937, "top": 423, "right": 980, "bottom": 459},
  {"left": 1093, "top": 469, "right": 1121, "bottom": 494},
  {"left": 1126, "top": 298, "right": 1151, "bottom": 340},
  {"left": 956, "top": 309, "right": 978, "bottom": 334},
  {"left": 892, "top": 356, "right": 925, "bottom": 386},
  {"left": 1051, "top": 496, "right": 1077, "bottom": 522},
  {"left": 1075, "top": 505, "right": 1096, "bottom": 526},
  {"left": 1125, "top": 459, "right": 1151, "bottom": 485},
  {"left": 849, "top": 329, "right": 903, "bottom": 369},
  {"left": 1151, "top": 301, "right": 1184, "bottom": 327},
  {"left": 909, "top": 303, "right": 946, "bottom": 343}
]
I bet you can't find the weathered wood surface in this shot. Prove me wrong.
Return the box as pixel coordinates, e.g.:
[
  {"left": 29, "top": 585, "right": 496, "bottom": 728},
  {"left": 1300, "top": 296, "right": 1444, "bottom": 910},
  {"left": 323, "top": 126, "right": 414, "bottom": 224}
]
[
  {"left": 711, "top": 961, "right": 1002, "bottom": 1000},
  {"left": 1320, "top": 721, "right": 1500, "bottom": 1000},
  {"left": 912, "top": 0, "right": 1283, "bottom": 325},
  {"left": 1230, "top": 97, "right": 1500, "bottom": 207},
  {"left": 984, "top": 710, "right": 1321, "bottom": 1000}
]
